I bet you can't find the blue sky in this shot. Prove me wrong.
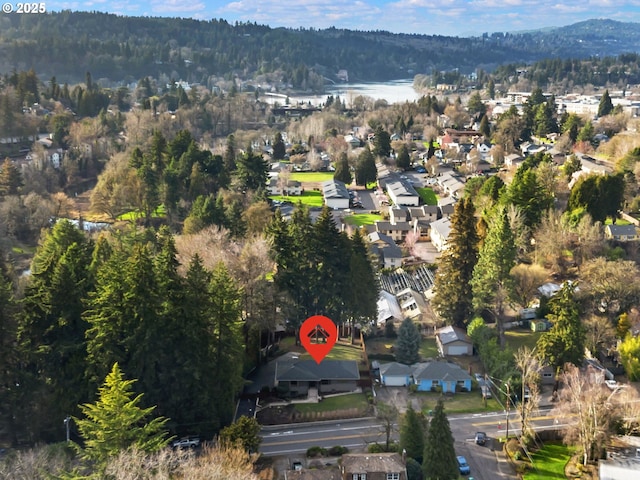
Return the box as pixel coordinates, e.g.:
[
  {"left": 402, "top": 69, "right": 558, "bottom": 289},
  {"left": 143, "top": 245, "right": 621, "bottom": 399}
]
[{"left": 50, "top": 0, "right": 640, "bottom": 36}]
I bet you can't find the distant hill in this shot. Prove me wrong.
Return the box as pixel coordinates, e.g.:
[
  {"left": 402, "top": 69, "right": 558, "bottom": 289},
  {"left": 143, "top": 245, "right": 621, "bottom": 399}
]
[{"left": 0, "top": 12, "right": 638, "bottom": 86}]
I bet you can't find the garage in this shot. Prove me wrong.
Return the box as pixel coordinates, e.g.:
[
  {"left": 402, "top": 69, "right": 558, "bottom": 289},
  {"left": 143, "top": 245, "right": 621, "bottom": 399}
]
[
  {"left": 446, "top": 345, "right": 470, "bottom": 356},
  {"left": 378, "top": 362, "right": 412, "bottom": 386}
]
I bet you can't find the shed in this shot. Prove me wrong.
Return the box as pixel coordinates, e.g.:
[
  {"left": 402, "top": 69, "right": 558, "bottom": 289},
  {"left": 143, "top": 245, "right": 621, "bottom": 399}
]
[{"left": 530, "top": 319, "right": 549, "bottom": 332}]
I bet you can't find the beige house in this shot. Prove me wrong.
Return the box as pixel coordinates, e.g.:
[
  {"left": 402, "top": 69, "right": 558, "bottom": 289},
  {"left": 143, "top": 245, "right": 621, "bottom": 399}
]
[
  {"left": 605, "top": 224, "right": 639, "bottom": 242},
  {"left": 341, "top": 453, "right": 408, "bottom": 480}
]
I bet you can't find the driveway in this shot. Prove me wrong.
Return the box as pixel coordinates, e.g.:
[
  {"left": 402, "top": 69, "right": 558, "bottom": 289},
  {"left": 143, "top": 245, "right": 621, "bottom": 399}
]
[{"left": 374, "top": 386, "right": 420, "bottom": 413}]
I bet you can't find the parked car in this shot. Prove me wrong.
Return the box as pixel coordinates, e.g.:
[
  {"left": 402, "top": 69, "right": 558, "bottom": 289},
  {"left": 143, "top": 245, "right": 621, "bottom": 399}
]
[
  {"left": 172, "top": 436, "right": 200, "bottom": 449},
  {"left": 457, "top": 455, "right": 470, "bottom": 475},
  {"left": 475, "top": 432, "right": 487, "bottom": 446}
]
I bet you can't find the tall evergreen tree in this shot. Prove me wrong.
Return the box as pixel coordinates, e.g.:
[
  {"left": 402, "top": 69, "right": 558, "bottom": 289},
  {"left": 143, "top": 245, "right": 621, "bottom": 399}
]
[
  {"left": 395, "top": 318, "right": 420, "bottom": 365},
  {"left": 432, "top": 198, "right": 479, "bottom": 328},
  {"left": 400, "top": 404, "right": 427, "bottom": 463},
  {"left": 75, "top": 363, "right": 170, "bottom": 468},
  {"left": 471, "top": 207, "right": 516, "bottom": 344},
  {"left": 333, "top": 152, "right": 352, "bottom": 185},
  {"left": 18, "top": 220, "right": 94, "bottom": 441},
  {"left": 536, "top": 283, "right": 585, "bottom": 372},
  {"left": 272, "top": 132, "right": 286, "bottom": 160},
  {"left": 396, "top": 144, "right": 411, "bottom": 171},
  {"left": 372, "top": 125, "right": 391, "bottom": 158},
  {"left": 345, "top": 228, "right": 378, "bottom": 336},
  {"left": 506, "top": 166, "right": 554, "bottom": 228},
  {"left": 597, "top": 89, "right": 614, "bottom": 117},
  {"left": 422, "top": 399, "right": 458, "bottom": 480},
  {"left": 0, "top": 157, "right": 23, "bottom": 196},
  {"left": 355, "top": 147, "right": 377, "bottom": 187}
]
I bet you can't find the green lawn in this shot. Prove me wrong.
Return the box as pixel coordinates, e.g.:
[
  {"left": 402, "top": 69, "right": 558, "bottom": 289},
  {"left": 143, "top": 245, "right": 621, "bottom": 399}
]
[
  {"left": 415, "top": 187, "right": 438, "bottom": 205},
  {"left": 290, "top": 172, "right": 334, "bottom": 183},
  {"left": 343, "top": 213, "right": 383, "bottom": 226},
  {"left": 117, "top": 204, "right": 166, "bottom": 221},
  {"left": 299, "top": 343, "right": 363, "bottom": 362},
  {"left": 415, "top": 392, "right": 502, "bottom": 415},
  {"left": 504, "top": 330, "right": 543, "bottom": 352},
  {"left": 524, "top": 443, "right": 574, "bottom": 480},
  {"left": 270, "top": 190, "right": 324, "bottom": 207},
  {"left": 295, "top": 393, "right": 369, "bottom": 413},
  {"left": 420, "top": 337, "right": 440, "bottom": 359},
  {"left": 605, "top": 218, "right": 632, "bottom": 225}
]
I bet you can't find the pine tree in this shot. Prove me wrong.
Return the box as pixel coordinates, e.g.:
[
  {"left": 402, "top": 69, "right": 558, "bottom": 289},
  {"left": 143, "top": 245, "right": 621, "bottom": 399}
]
[
  {"left": 422, "top": 399, "right": 458, "bottom": 480},
  {"left": 0, "top": 157, "right": 23, "bottom": 196},
  {"left": 471, "top": 207, "right": 516, "bottom": 344},
  {"left": 395, "top": 318, "right": 420, "bottom": 365},
  {"left": 536, "top": 283, "right": 585, "bottom": 372},
  {"left": 400, "top": 404, "right": 427, "bottom": 463},
  {"left": 372, "top": 125, "right": 391, "bottom": 158},
  {"left": 432, "top": 198, "right": 479, "bottom": 328},
  {"left": 396, "top": 144, "right": 411, "bottom": 171},
  {"left": 333, "top": 152, "right": 352, "bottom": 185},
  {"left": 355, "top": 147, "right": 377, "bottom": 187},
  {"left": 597, "top": 89, "right": 614, "bottom": 117},
  {"left": 75, "top": 363, "right": 170, "bottom": 467},
  {"left": 272, "top": 132, "right": 286, "bottom": 160},
  {"left": 219, "top": 416, "right": 262, "bottom": 452}
]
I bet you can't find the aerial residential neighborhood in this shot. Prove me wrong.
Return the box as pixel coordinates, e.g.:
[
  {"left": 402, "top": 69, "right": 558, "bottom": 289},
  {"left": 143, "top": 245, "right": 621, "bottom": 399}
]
[{"left": 2, "top": 8, "right": 640, "bottom": 480}]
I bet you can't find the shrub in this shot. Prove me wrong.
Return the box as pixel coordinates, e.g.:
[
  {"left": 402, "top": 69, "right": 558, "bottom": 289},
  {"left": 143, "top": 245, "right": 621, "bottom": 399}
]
[
  {"left": 328, "top": 445, "right": 349, "bottom": 456},
  {"left": 306, "top": 446, "right": 328, "bottom": 458},
  {"left": 367, "top": 443, "right": 386, "bottom": 453}
]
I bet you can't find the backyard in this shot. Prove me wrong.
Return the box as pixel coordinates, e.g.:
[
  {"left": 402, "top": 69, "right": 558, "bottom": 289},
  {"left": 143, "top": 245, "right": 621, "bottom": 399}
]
[
  {"left": 415, "top": 187, "right": 438, "bottom": 205},
  {"left": 343, "top": 213, "right": 383, "bottom": 226},
  {"left": 270, "top": 190, "right": 324, "bottom": 207},
  {"left": 505, "top": 329, "right": 544, "bottom": 352},
  {"left": 290, "top": 172, "right": 335, "bottom": 183}
]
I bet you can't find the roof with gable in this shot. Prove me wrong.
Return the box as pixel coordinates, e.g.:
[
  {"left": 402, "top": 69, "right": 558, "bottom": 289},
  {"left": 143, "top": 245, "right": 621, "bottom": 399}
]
[
  {"left": 436, "top": 325, "right": 472, "bottom": 345},
  {"left": 322, "top": 179, "right": 349, "bottom": 199},
  {"left": 379, "top": 362, "right": 413, "bottom": 377},
  {"left": 341, "top": 453, "right": 407, "bottom": 475},
  {"left": 605, "top": 224, "right": 638, "bottom": 237},
  {"left": 411, "top": 361, "right": 473, "bottom": 382},
  {"left": 275, "top": 359, "right": 360, "bottom": 382}
]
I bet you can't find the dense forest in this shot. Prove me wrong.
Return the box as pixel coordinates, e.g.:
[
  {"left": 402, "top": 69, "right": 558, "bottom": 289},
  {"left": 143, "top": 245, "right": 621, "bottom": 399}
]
[{"left": 1, "top": 12, "right": 639, "bottom": 86}]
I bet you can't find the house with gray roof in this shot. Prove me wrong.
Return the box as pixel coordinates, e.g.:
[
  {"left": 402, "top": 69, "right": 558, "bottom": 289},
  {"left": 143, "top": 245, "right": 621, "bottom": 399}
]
[
  {"left": 412, "top": 361, "right": 473, "bottom": 393},
  {"left": 322, "top": 179, "right": 350, "bottom": 209},
  {"left": 374, "top": 220, "right": 414, "bottom": 242},
  {"left": 605, "top": 224, "right": 639, "bottom": 242},
  {"left": 435, "top": 325, "right": 473, "bottom": 356},
  {"left": 430, "top": 216, "right": 451, "bottom": 252},
  {"left": 386, "top": 179, "right": 420, "bottom": 206},
  {"left": 275, "top": 359, "right": 360, "bottom": 396},
  {"left": 377, "top": 360, "right": 473, "bottom": 394},
  {"left": 368, "top": 232, "right": 402, "bottom": 269},
  {"left": 341, "top": 453, "right": 408, "bottom": 480},
  {"left": 377, "top": 290, "right": 403, "bottom": 326}
]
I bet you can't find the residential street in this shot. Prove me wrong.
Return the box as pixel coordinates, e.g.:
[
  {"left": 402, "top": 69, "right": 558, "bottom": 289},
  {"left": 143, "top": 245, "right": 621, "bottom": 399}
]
[{"left": 260, "top": 406, "right": 564, "bottom": 478}]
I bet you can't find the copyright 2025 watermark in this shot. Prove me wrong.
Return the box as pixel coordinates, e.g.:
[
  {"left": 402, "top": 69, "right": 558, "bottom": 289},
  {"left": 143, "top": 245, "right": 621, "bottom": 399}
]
[{"left": 2, "top": 2, "right": 46, "bottom": 13}]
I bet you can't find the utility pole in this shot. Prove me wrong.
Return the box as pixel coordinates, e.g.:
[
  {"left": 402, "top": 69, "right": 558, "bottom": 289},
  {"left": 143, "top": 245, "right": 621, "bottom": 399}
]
[
  {"left": 64, "top": 416, "right": 71, "bottom": 443},
  {"left": 505, "top": 382, "right": 510, "bottom": 441}
]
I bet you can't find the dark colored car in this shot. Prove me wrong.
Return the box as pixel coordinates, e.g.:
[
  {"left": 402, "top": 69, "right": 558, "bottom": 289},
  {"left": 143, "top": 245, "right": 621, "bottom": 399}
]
[{"left": 475, "top": 432, "right": 487, "bottom": 445}]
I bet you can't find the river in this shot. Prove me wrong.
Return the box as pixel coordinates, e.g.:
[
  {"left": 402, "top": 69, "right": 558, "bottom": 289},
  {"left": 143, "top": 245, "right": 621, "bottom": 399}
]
[{"left": 263, "top": 79, "right": 422, "bottom": 107}]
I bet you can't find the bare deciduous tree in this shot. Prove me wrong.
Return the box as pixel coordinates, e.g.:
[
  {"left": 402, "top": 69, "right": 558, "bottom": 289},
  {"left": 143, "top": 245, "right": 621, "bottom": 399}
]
[
  {"left": 510, "top": 263, "right": 549, "bottom": 310},
  {"left": 554, "top": 364, "right": 618, "bottom": 465},
  {"left": 514, "top": 346, "right": 543, "bottom": 443}
]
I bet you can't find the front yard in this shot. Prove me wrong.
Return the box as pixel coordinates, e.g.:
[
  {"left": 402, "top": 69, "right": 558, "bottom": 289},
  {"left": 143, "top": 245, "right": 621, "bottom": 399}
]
[
  {"left": 295, "top": 393, "right": 369, "bottom": 414},
  {"left": 270, "top": 190, "right": 324, "bottom": 207},
  {"left": 343, "top": 213, "right": 383, "bottom": 226}
]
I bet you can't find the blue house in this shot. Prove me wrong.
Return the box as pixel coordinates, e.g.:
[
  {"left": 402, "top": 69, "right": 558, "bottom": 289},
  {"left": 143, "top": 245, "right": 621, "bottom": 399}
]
[{"left": 412, "top": 361, "right": 473, "bottom": 393}]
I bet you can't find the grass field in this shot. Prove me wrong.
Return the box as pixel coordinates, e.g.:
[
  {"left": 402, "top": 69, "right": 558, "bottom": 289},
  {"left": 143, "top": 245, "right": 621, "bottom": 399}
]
[
  {"left": 117, "top": 205, "right": 166, "bottom": 221},
  {"left": 343, "top": 213, "right": 383, "bottom": 226},
  {"left": 524, "top": 443, "right": 574, "bottom": 480},
  {"left": 420, "top": 337, "right": 440, "bottom": 359},
  {"left": 505, "top": 329, "right": 543, "bottom": 352},
  {"left": 270, "top": 190, "right": 324, "bottom": 207},
  {"left": 295, "top": 393, "right": 369, "bottom": 413},
  {"left": 415, "top": 187, "right": 438, "bottom": 205},
  {"left": 415, "top": 391, "right": 502, "bottom": 414},
  {"left": 299, "top": 343, "right": 363, "bottom": 362},
  {"left": 290, "top": 172, "right": 334, "bottom": 183}
]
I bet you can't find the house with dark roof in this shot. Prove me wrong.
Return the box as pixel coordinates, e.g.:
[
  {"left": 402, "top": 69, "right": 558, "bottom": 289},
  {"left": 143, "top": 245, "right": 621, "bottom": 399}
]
[
  {"left": 374, "top": 220, "right": 414, "bottom": 242},
  {"left": 412, "top": 361, "right": 473, "bottom": 393},
  {"left": 275, "top": 359, "right": 360, "bottom": 396},
  {"left": 435, "top": 325, "right": 473, "bottom": 356},
  {"left": 605, "top": 224, "right": 639, "bottom": 242},
  {"left": 285, "top": 467, "right": 341, "bottom": 480},
  {"left": 341, "top": 453, "right": 408, "bottom": 480},
  {"left": 378, "top": 362, "right": 413, "bottom": 387}
]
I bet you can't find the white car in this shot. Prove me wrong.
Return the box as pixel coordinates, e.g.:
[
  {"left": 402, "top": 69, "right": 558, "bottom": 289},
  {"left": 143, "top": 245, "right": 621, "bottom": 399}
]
[{"left": 605, "top": 380, "right": 619, "bottom": 391}]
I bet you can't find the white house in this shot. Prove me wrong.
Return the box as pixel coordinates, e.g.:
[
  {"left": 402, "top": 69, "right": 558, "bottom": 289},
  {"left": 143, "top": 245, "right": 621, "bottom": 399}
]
[
  {"left": 386, "top": 180, "right": 420, "bottom": 206},
  {"left": 430, "top": 216, "right": 451, "bottom": 252},
  {"left": 322, "top": 179, "right": 350, "bottom": 209}
]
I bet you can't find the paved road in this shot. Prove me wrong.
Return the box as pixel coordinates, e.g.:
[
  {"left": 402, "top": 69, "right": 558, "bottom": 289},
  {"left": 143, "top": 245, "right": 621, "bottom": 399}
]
[{"left": 260, "top": 407, "right": 564, "bottom": 478}]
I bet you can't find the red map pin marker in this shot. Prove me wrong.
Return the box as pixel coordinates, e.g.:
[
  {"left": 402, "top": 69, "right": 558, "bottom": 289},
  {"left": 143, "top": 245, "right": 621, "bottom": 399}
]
[{"left": 300, "top": 315, "right": 337, "bottom": 364}]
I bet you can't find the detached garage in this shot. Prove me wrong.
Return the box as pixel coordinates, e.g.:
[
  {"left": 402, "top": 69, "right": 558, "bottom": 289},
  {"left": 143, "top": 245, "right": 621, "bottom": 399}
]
[
  {"left": 378, "top": 362, "right": 413, "bottom": 386},
  {"left": 435, "top": 326, "right": 473, "bottom": 356}
]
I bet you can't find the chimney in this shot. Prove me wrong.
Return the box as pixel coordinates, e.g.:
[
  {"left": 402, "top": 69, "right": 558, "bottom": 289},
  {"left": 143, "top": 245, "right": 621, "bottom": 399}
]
[{"left": 402, "top": 448, "right": 407, "bottom": 463}]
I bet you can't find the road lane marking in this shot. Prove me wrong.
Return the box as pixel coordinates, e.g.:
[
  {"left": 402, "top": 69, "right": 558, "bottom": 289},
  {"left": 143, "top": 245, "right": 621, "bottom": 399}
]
[{"left": 262, "top": 433, "right": 383, "bottom": 447}]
